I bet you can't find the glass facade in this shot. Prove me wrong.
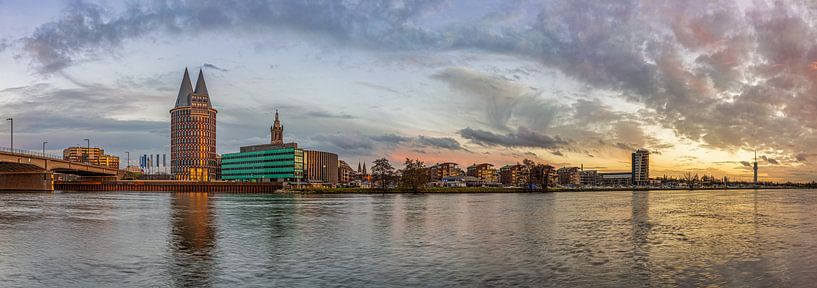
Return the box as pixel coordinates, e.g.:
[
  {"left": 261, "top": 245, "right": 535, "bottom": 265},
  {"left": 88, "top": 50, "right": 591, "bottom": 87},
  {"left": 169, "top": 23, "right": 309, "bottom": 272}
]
[{"left": 221, "top": 147, "right": 304, "bottom": 181}]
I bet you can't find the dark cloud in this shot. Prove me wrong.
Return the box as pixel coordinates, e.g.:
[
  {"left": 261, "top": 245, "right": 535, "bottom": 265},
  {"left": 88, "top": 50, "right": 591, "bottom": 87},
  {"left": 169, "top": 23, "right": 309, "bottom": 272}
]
[
  {"left": 761, "top": 155, "right": 780, "bottom": 165},
  {"left": 740, "top": 161, "right": 752, "bottom": 167},
  {"left": 459, "top": 127, "right": 567, "bottom": 149},
  {"left": 417, "top": 136, "right": 464, "bottom": 151},
  {"left": 370, "top": 134, "right": 410, "bottom": 144},
  {"left": 203, "top": 63, "right": 228, "bottom": 72}
]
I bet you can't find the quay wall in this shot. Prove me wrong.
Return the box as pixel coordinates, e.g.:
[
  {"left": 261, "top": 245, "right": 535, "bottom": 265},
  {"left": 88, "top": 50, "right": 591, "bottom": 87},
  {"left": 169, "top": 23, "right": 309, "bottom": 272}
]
[{"left": 55, "top": 181, "right": 282, "bottom": 193}]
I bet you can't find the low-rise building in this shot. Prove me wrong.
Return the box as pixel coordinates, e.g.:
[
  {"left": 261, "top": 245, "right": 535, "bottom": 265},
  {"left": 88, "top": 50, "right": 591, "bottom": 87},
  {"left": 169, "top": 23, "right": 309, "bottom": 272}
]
[
  {"left": 338, "top": 160, "right": 354, "bottom": 184},
  {"left": 580, "top": 170, "right": 599, "bottom": 187},
  {"left": 557, "top": 167, "right": 581, "bottom": 186},
  {"left": 599, "top": 172, "right": 632, "bottom": 187},
  {"left": 63, "top": 147, "right": 120, "bottom": 169},
  {"left": 304, "top": 150, "right": 339, "bottom": 184},
  {"left": 429, "top": 162, "right": 462, "bottom": 181},
  {"left": 500, "top": 164, "right": 527, "bottom": 187},
  {"left": 466, "top": 163, "right": 498, "bottom": 184}
]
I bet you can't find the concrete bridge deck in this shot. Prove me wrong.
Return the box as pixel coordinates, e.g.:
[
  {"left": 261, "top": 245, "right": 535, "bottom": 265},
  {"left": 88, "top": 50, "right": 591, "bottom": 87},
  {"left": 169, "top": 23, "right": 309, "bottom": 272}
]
[{"left": 0, "top": 148, "right": 120, "bottom": 191}]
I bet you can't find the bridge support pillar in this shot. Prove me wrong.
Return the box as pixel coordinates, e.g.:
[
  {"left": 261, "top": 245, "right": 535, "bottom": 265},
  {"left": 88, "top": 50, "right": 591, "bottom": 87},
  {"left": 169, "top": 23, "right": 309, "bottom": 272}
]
[{"left": 0, "top": 172, "right": 54, "bottom": 191}]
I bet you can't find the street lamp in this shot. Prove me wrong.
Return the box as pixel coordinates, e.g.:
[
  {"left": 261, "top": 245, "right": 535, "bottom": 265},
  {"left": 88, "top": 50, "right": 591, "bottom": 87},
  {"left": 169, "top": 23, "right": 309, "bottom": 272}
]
[
  {"left": 42, "top": 141, "right": 48, "bottom": 157},
  {"left": 322, "top": 164, "right": 327, "bottom": 184},
  {"left": 6, "top": 118, "right": 12, "bottom": 152},
  {"left": 84, "top": 138, "right": 90, "bottom": 164}
]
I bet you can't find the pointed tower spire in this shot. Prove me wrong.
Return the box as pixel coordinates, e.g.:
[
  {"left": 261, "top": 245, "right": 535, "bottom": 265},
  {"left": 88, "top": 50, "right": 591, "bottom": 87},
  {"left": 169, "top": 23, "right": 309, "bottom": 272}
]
[
  {"left": 194, "top": 68, "right": 209, "bottom": 95},
  {"left": 175, "top": 68, "right": 194, "bottom": 107}
]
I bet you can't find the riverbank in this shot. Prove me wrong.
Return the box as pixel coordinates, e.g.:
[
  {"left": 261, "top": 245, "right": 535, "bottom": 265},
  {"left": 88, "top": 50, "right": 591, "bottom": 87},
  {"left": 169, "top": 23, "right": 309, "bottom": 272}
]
[{"left": 279, "top": 186, "right": 809, "bottom": 194}]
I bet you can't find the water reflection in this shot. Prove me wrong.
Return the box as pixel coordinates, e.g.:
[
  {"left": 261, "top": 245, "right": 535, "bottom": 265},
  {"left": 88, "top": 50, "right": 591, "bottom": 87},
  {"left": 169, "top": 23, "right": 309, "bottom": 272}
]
[
  {"left": 169, "top": 192, "right": 215, "bottom": 287},
  {"left": 631, "top": 190, "right": 652, "bottom": 285}
]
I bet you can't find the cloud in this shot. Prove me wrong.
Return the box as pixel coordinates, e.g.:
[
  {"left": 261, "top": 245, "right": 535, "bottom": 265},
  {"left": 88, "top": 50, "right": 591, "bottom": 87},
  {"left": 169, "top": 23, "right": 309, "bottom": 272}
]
[
  {"left": 354, "top": 81, "right": 402, "bottom": 95},
  {"left": 432, "top": 67, "right": 559, "bottom": 130},
  {"left": 459, "top": 126, "right": 567, "bottom": 149},
  {"left": 203, "top": 63, "right": 228, "bottom": 72},
  {"left": 417, "top": 136, "right": 464, "bottom": 151},
  {"left": 370, "top": 134, "right": 410, "bottom": 144},
  {"left": 18, "top": 0, "right": 443, "bottom": 73}
]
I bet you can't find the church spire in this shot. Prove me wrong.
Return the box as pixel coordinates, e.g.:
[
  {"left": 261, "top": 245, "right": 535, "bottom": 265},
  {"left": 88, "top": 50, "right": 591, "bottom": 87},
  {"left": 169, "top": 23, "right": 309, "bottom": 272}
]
[
  {"left": 271, "top": 109, "right": 284, "bottom": 145},
  {"left": 174, "top": 68, "right": 194, "bottom": 107}
]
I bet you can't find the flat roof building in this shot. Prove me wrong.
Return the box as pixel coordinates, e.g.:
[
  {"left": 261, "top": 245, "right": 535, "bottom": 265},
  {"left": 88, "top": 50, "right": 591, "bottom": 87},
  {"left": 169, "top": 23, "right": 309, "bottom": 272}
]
[{"left": 221, "top": 146, "right": 304, "bottom": 182}]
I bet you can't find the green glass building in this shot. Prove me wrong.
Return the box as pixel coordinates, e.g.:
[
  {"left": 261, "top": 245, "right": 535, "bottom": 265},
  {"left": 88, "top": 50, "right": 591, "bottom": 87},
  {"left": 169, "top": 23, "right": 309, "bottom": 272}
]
[{"left": 221, "top": 146, "right": 304, "bottom": 182}]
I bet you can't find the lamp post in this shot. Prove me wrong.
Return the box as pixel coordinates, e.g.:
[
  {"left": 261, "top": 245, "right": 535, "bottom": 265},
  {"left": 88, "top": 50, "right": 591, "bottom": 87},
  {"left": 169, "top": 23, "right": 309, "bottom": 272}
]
[
  {"left": 322, "top": 164, "right": 327, "bottom": 184},
  {"left": 84, "top": 138, "right": 90, "bottom": 164},
  {"left": 43, "top": 141, "right": 48, "bottom": 179},
  {"left": 6, "top": 118, "right": 12, "bottom": 152},
  {"left": 125, "top": 151, "right": 130, "bottom": 170},
  {"left": 42, "top": 141, "right": 48, "bottom": 157}
]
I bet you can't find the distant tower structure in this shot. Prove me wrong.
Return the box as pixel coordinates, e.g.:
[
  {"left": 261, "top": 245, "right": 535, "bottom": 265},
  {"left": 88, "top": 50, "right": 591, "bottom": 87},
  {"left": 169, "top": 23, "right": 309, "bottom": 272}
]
[
  {"left": 170, "top": 68, "right": 217, "bottom": 181},
  {"left": 631, "top": 149, "right": 650, "bottom": 186},
  {"left": 753, "top": 151, "right": 758, "bottom": 187},
  {"left": 271, "top": 110, "right": 284, "bottom": 145}
]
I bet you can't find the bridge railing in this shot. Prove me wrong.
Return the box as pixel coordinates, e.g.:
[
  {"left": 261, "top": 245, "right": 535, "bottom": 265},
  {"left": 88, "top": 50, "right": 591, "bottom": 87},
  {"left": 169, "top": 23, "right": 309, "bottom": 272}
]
[{"left": 0, "top": 146, "right": 77, "bottom": 163}]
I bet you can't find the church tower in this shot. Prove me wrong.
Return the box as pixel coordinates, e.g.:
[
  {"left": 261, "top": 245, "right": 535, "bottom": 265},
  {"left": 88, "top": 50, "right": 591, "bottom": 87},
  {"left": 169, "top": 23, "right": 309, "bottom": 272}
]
[{"left": 271, "top": 110, "right": 284, "bottom": 145}]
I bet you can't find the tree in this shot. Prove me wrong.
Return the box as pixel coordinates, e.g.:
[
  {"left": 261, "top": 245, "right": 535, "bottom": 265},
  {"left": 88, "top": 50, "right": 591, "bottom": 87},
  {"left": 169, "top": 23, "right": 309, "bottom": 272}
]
[
  {"left": 371, "top": 158, "right": 395, "bottom": 190},
  {"left": 400, "top": 158, "right": 429, "bottom": 192},
  {"left": 522, "top": 159, "right": 536, "bottom": 190},
  {"left": 682, "top": 171, "right": 699, "bottom": 190}
]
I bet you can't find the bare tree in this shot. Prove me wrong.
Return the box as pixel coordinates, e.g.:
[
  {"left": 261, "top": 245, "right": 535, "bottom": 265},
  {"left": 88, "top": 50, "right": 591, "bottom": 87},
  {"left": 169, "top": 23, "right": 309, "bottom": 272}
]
[{"left": 682, "top": 171, "right": 699, "bottom": 190}]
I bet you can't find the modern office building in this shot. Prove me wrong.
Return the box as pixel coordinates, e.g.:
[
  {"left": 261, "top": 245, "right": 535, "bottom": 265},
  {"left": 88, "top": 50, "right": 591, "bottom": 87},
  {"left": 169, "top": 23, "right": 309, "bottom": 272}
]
[
  {"left": 466, "top": 163, "right": 497, "bottom": 183},
  {"left": 220, "top": 145, "right": 304, "bottom": 182},
  {"left": 63, "top": 147, "right": 120, "bottom": 169},
  {"left": 304, "top": 150, "right": 339, "bottom": 184},
  {"left": 170, "top": 68, "right": 218, "bottom": 181},
  {"left": 632, "top": 148, "right": 650, "bottom": 186}
]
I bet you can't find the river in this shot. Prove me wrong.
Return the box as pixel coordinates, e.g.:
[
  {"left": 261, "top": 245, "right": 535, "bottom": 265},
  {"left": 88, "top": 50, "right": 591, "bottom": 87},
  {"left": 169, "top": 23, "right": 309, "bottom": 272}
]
[{"left": 0, "top": 190, "right": 815, "bottom": 287}]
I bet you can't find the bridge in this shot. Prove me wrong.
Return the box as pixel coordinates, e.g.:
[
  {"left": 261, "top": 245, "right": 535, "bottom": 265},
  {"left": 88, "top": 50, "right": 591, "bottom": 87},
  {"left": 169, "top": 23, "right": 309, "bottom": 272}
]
[{"left": 0, "top": 148, "right": 120, "bottom": 191}]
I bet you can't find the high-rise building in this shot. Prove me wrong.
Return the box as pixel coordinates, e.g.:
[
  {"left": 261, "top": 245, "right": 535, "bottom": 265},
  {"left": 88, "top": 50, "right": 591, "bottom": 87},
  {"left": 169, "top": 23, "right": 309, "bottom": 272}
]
[
  {"left": 63, "top": 147, "right": 120, "bottom": 169},
  {"left": 271, "top": 110, "right": 284, "bottom": 145},
  {"left": 631, "top": 148, "right": 650, "bottom": 186},
  {"left": 171, "top": 68, "right": 218, "bottom": 181}
]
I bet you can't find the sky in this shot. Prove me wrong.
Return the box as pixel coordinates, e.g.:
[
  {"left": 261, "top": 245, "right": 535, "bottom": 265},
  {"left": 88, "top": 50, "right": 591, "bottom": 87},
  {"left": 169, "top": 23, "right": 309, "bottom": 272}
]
[{"left": 1, "top": 0, "right": 817, "bottom": 182}]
